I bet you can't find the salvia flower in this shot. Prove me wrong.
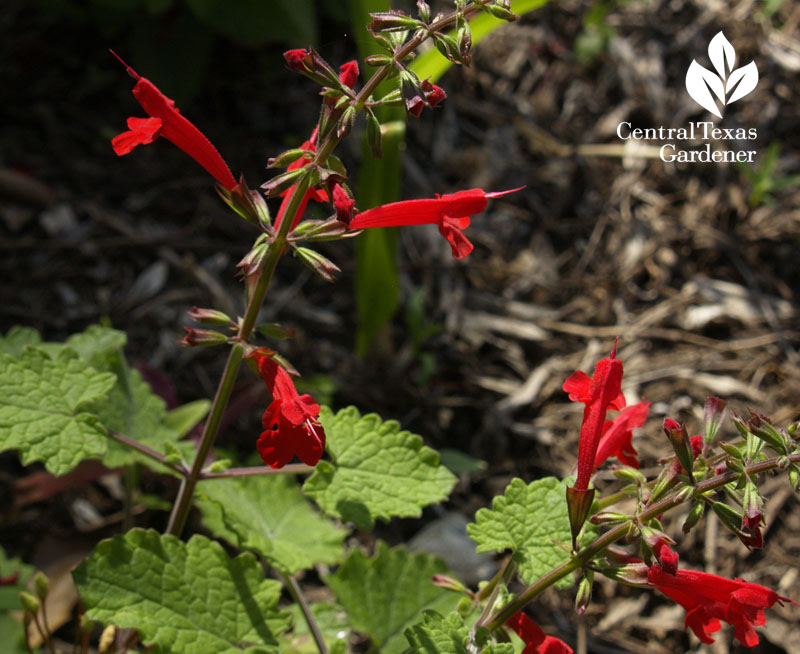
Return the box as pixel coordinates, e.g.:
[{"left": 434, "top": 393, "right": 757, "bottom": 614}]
[
  {"left": 562, "top": 341, "right": 625, "bottom": 545},
  {"left": 593, "top": 400, "right": 651, "bottom": 470},
  {"left": 349, "top": 187, "right": 522, "bottom": 259},
  {"left": 110, "top": 52, "right": 238, "bottom": 191},
  {"left": 507, "top": 611, "right": 573, "bottom": 654},
  {"left": 250, "top": 351, "right": 326, "bottom": 468},
  {"left": 648, "top": 564, "right": 797, "bottom": 647}
]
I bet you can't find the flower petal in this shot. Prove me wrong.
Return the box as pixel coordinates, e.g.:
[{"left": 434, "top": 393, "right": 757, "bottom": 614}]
[{"left": 112, "top": 116, "right": 163, "bottom": 155}]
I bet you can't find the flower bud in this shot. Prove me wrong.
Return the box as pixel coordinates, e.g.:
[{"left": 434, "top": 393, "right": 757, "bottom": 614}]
[
  {"left": 267, "top": 148, "right": 309, "bottom": 169},
  {"left": 188, "top": 307, "right": 233, "bottom": 327},
  {"left": 590, "top": 511, "right": 630, "bottom": 525},
  {"left": 682, "top": 501, "right": 705, "bottom": 534},
  {"left": 703, "top": 397, "right": 727, "bottom": 445},
  {"left": 19, "top": 591, "right": 40, "bottom": 614},
  {"left": 613, "top": 466, "right": 646, "bottom": 484},
  {"left": 747, "top": 411, "right": 790, "bottom": 454},
  {"left": 431, "top": 574, "right": 467, "bottom": 594},
  {"left": 337, "top": 105, "right": 357, "bottom": 139},
  {"left": 206, "top": 459, "right": 231, "bottom": 474},
  {"left": 718, "top": 442, "right": 743, "bottom": 459},
  {"left": 417, "top": 0, "right": 431, "bottom": 22},
  {"left": 181, "top": 327, "right": 228, "bottom": 347},
  {"left": 663, "top": 418, "right": 696, "bottom": 484},
  {"left": 575, "top": 571, "right": 593, "bottom": 615},
  {"left": 257, "top": 322, "right": 296, "bottom": 341},
  {"left": 33, "top": 571, "right": 49, "bottom": 601},
  {"left": 294, "top": 247, "right": 341, "bottom": 283},
  {"left": 368, "top": 10, "right": 420, "bottom": 32},
  {"left": 485, "top": 0, "right": 519, "bottom": 21},
  {"left": 364, "top": 54, "right": 393, "bottom": 67}
]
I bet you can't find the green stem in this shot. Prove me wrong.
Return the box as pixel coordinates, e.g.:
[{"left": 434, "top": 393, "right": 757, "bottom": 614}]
[
  {"left": 280, "top": 571, "right": 328, "bottom": 654},
  {"left": 485, "top": 451, "right": 800, "bottom": 631},
  {"left": 106, "top": 430, "right": 187, "bottom": 477},
  {"left": 165, "top": 176, "right": 312, "bottom": 537},
  {"left": 199, "top": 463, "right": 314, "bottom": 480}
]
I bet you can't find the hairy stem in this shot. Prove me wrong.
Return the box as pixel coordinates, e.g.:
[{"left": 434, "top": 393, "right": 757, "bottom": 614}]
[
  {"left": 280, "top": 571, "right": 329, "bottom": 654},
  {"left": 199, "top": 463, "right": 314, "bottom": 480},
  {"left": 165, "top": 176, "right": 312, "bottom": 537},
  {"left": 485, "top": 451, "right": 800, "bottom": 631}
]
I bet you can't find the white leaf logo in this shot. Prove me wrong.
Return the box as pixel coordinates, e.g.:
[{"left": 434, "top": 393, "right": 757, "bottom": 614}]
[{"left": 685, "top": 31, "right": 758, "bottom": 117}]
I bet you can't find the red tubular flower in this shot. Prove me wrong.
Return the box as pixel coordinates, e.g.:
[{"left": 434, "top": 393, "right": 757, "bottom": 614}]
[
  {"left": 563, "top": 341, "right": 625, "bottom": 545},
  {"left": 648, "top": 564, "right": 797, "bottom": 647},
  {"left": 507, "top": 612, "right": 573, "bottom": 654},
  {"left": 110, "top": 52, "right": 237, "bottom": 191},
  {"left": 251, "top": 352, "right": 326, "bottom": 469},
  {"left": 652, "top": 538, "right": 680, "bottom": 575},
  {"left": 563, "top": 342, "right": 626, "bottom": 491},
  {"left": 338, "top": 60, "right": 359, "bottom": 89},
  {"left": 593, "top": 400, "right": 651, "bottom": 469},
  {"left": 349, "top": 187, "right": 522, "bottom": 259}
]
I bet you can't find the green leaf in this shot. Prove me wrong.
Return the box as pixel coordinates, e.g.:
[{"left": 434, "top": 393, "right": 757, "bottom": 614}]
[
  {"left": 0, "top": 546, "right": 35, "bottom": 611},
  {"left": 64, "top": 325, "right": 127, "bottom": 369},
  {"left": 163, "top": 399, "right": 211, "bottom": 437},
  {"left": 405, "top": 611, "right": 514, "bottom": 654},
  {"left": 197, "top": 475, "right": 347, "bottom": 574},
  {"left": 0, "top": 348, "right": 115, "bottom": 474},
  {"left": 73, "top": 529, "right": 290, "bottom": 654},
  {"left": 467, "top": 477, "right": 592, "bottom": 589},
  {"left": 303, "top": 407, "right": 457, "bottom": 529},
  {"left": 326, "top": 542, "right": 460, "bottom": 654},
  {"left": 409, "top": 0, "right": 551, "bottom": 84},
  {"left": 0, "top": 326, "right": 41, "bottom": 358}
]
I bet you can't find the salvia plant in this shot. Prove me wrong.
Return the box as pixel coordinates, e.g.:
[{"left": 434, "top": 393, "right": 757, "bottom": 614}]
[{"left": 1, "top": 1, "right": 798, "bottom": 653}]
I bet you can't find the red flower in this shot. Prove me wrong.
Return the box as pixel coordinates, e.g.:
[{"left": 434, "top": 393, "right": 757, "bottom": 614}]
[
  {"left": 284, "top": 48, "right": 309, "bottom": 73},
  {"left": 407, "top": 78, "right": 447, "bottom": 117},
  {"left": 274, "top": 59, "right": 359, "bottom": 233},
  {"left": 562, "top": 342, "right": 626, "bottom": 491},
  {"left": 648, "top": 564, "right": 797, "bottom": 647},
  {"left": 349, "top": 187, "right": 522, "bottom": 259},
  {"left": 110, "top": 52, "right": 237, "bottom": 191},
  {"left": 251, "top": 351, "right": 325, "bottom": 469},
  {"left": 333, "top": 184, "right": 355, "bottom": 224},
  {"left": 652, "top": 538, "right": 679, "bottom": 575},
  {"left": 507, "top": 612, "right": 573, "bottom": 654},
  {"left": 593, "top": 401, "right": 650, "bottom": 469}
]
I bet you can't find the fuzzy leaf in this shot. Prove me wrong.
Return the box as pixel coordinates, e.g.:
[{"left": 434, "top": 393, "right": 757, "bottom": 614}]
[
  {"left": 467, "top": 477, "right": 592, "bottom": 589},
  {"left": 64, "top": 325, "right": 128, "bottom": 369},
  {"left": 197, "top": 475, "right": 347, "bottom": 574},
  {"left": 0, "top": 348, "right": 115, "bottom": 474},
  {"left": 0, "top": 326, "right": 41, "bottom": 358},
  {"left": 73, "top": 529, "right": 290, "bottom": 654},
  {"left": 303, "top": 407, "right": 456, "bottom": 529},
  {"left": 405, "top": 611, "right": 515, "bottom": 654},
  {"left": 326, "top": 542, "right": 460, "bottom": 654}
]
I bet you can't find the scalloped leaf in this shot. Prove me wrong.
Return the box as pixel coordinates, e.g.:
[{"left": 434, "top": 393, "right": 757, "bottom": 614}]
[
  {"left": 0, "top": 326, "right": 41, "bottom": 358},
  {"left": 326, "top": 542, "right": 460, "bottom": 654},
  {"left": 467, "top": 477, "right": 594, "bottom": 589},
  {"left": 405, "top": 611, "right": 515, "bottom": 654},
  {"left": 73, "top": 529, "right": 290, "bottom": 654},
  {"left": 0, "top": 348, "right": 115, "bottom": 474},
  {"left": 302, "top": 407, "right": 456, "bottom": 529},
  {"left": 197, "top": 474, "right": 347, "bottom": 574}
]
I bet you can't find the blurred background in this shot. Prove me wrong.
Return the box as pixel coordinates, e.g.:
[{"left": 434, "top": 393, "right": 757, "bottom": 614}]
[{"left": 1, "top": 0, "right": 799, "bottom": 651}]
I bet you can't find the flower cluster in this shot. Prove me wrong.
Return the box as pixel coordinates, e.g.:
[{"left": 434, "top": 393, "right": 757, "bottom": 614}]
[{"left": 249, "top": 350, "right": 326, "bottom": 469}]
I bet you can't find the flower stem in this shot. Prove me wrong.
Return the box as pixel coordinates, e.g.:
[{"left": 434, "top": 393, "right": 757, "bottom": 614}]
[
  {"left": 280, "top": 571, "right": 328, "bottom": 654},
  {"left": 199, "top": 463, "right": 314, "bottom": 480},
  {"left": 484, "top": 451, "right": 800, "bottom": 632},
  {"left": 165, "top": 176, "right": 312, "bottom": 537}
]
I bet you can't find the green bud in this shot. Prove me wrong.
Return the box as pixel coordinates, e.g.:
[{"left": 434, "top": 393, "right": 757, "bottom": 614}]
[
  {"left": 294, "top": 247, "right": 341, "bottom": 283},
  {"left": 718, "top": 442, "right": 743, "bottom": 459},
  {"left": 163, "top": 442, "right": 183, "bottom": 466},
  {"left": 257, "top": 322, "right": 296, "bottom": 341},
  {"left": 613, "top": 466, "right": 646, "bottom": 484},
  {"left": 266, "top": 148, "right": 309, "bottom": 169},
  {"left": 19, "top": 591, "right": 40, "bottom": 614},
  {"left": 33, "top": 571, "right": 49, "bottom": 601},
  {"left": 456, "top": 595, "right": 473, "bottom": 618},
  {"left": 725, "top": 457, "right": 745, "bottom": 473},
  {"left": 575, "top": 571, "right": 593, "bottom": 615},
  {"left": 364, "top": 54, "right": 393, "bottom": 67},
  {"left": 337, "top": 105, "right": 357, "bottom": 139},
  {"left": 207, "top": 459, "right": 231, "bottom": 474},
  {"left": 682, "top": 501, "right": 705, "bottom": 534}
]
